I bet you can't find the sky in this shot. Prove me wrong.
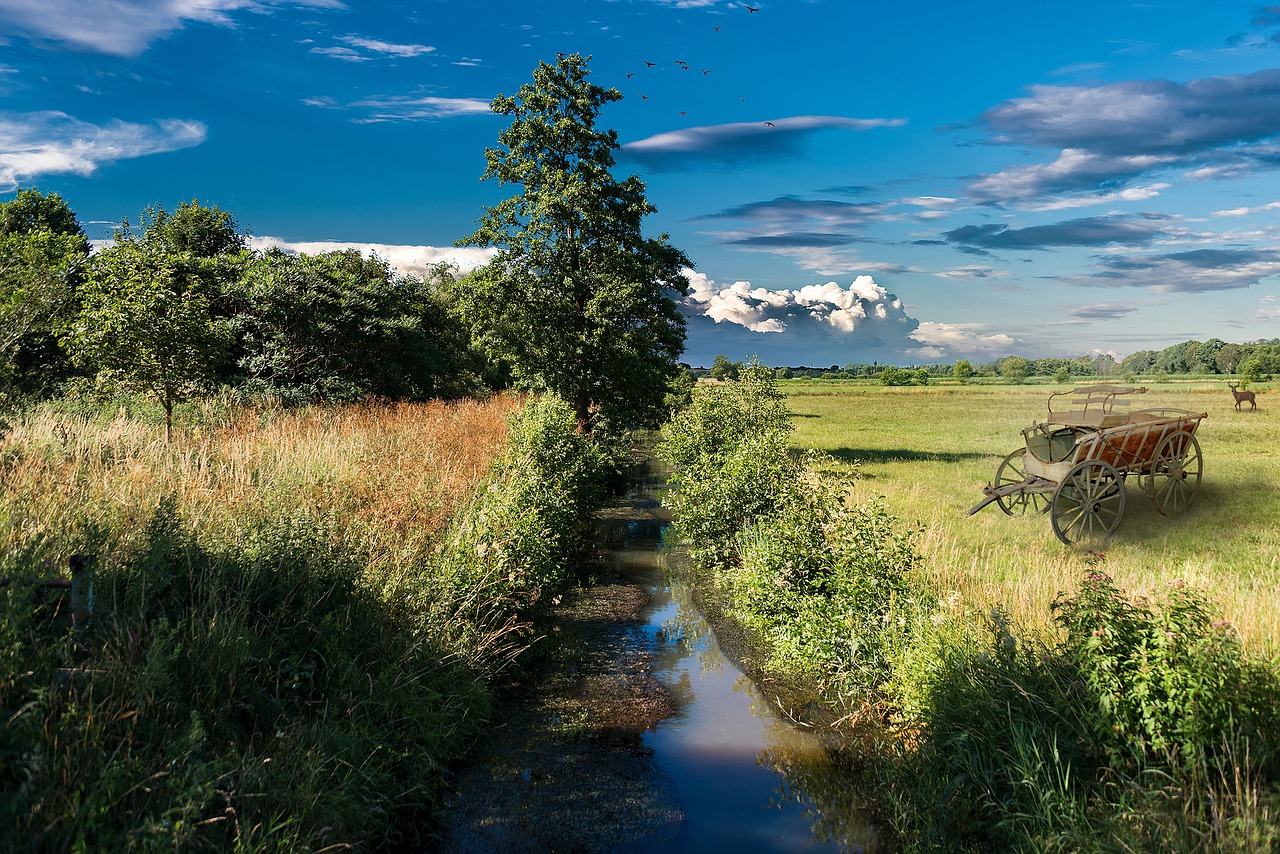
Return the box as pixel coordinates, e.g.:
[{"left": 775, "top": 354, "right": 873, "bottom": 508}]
[{"left": 3, "top": 1, "right": 1280, "bottom": 367}]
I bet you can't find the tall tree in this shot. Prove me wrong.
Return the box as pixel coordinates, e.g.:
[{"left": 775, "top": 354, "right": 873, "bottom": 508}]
[{"left": 457, "top": 53, "right": 691, "bottom": 432}]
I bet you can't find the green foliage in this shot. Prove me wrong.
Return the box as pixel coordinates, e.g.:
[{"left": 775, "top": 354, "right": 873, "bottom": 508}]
[
  {"left": 1053, "top": 366, "right": 1070, "bottom": 384},
  {"left": 457, "top": 54, "right": 691, "bottom": 431},
  {"left": 879, "top": 574, "right": 1280, "bottom": 850},
  {"left": 0, "top": 190, "right": 89, "bottom": 402},
  {"left": 952, "top": 359, "right": 973, "bottom": 383},
  {"left": 660, "top": 363, "right": 927, "bottom": 695},
  {"left": 118, "top": 199, "right": 246, "bottom": 259},
  {"left": 432, "top": 395, "right": 615, "bottom": 659},
  {"left": 65, "top": 240, "right": 232, "bottom": 440},
  {"left": 728, "top": 475, "right": 925, "bottom": 694},
  {"left": 229, "top": 250, "right": 482, "bottom": 403},
  {"left": 1001, "top": 356, "right": 1030, "bottom": 384},
  {"left": 1052, "top": 572, "right": 1279, "bottom": 774},
  {"left": 710, "top": 354, "right": 742, "bottom": 381}
]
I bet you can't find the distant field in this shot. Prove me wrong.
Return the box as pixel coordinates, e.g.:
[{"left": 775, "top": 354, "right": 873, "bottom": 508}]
[{"left": 783, "top": 381, "right": 1280, "bottom": 656}]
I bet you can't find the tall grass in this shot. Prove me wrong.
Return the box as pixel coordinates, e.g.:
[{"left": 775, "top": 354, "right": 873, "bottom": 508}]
[{"left": 0, "top": 392, "right": 606, "bottom": 851}]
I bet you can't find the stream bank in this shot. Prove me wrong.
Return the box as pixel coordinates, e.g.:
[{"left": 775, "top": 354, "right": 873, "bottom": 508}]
[{"left": 439, "top": 453, "right": 879, "bottom": 852}]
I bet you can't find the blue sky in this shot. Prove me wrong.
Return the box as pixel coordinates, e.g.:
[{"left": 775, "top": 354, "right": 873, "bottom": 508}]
[{"left": 4, "top": 0, "right": 1280, "bottom": 367}]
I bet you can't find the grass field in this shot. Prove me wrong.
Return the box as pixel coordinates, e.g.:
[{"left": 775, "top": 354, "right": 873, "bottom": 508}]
[{"left": 783, "top": 381, "right": 1280, "bottom": 656}]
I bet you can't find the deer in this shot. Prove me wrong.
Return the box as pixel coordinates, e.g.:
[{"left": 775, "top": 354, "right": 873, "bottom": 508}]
[{"left": 1228, "top": 382, "right": 1257, "bottom": 412}]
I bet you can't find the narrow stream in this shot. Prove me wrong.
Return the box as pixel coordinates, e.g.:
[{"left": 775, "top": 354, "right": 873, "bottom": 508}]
[{"left": 596, "top": 459, "right": 878, "bottom": 852}]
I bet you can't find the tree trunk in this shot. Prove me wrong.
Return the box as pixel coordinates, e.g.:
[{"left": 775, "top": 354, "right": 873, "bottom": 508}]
[{"left": 164, "top": 400, "right": 173, "bottom": 443}]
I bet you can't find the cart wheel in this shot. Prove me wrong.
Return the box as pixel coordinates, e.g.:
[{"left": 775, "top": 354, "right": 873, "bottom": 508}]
[
  {"left": 1147, "top": 431, "right": 1202, "bottom": 516},
  {"left": 1050, "top": 460, "right": 1125, "bottom": 546},
  {"left": 994, "top": 449, "right": 1049, "bottom": 516}
]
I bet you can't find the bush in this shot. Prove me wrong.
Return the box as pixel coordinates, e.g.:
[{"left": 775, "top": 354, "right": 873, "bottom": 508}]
[{"left": 879, "top": 573, "right": 1280, "bottom": 850}]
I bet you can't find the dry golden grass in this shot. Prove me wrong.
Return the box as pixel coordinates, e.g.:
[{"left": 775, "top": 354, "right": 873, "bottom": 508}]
[{"left": 0, "top": 396, "right": 519, "bottom": 575}]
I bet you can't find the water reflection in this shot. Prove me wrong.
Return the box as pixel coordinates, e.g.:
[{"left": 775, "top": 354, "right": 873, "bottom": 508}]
[{"left": 598, "top": 459, "right": 877, "bottom": 852}]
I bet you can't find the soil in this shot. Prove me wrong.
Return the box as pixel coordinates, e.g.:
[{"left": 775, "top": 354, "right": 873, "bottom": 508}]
[{"left": 438, "top": 493, "right": 684, "bottom": 852}]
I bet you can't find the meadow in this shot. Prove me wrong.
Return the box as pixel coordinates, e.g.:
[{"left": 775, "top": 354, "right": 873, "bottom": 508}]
[
  {"left": 0, "top": 392, "right": 610, "bottom": 850},
  {"left": 783, "top": 380, "right": 1280, "bottom": 656}
]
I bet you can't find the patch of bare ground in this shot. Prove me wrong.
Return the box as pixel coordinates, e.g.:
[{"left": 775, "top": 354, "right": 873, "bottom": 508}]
[{"left": 439, "top": 500, "right": 683, "bottom": 852}]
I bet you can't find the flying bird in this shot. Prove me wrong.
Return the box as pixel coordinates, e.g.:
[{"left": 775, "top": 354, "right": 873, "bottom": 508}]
[
  {"left": 744, "top": 4, "right": 760, "bottom": 12},
  {"left": 700, "top": 68, "right": 711, "bottom": 75},
  {"left": 764, "top": 121, "right": 775, "bottom": 126},
  {"left": 678, "top": 111, "right": 687, "bottom": 116},
  {"left": 714, "top": 25, "right": 721, "bottom": 31},
  {"left": 627, "top": 72, "right": 635, "bottom": 78},
  {"left": 644, "top": 60, "right": 657, "bottom": 67},
  {"left": 641, "top": 94, "right": 651, "bottom": 100}
]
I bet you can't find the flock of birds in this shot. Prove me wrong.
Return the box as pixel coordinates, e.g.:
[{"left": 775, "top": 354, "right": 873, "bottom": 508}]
[{"left": 561, "top": 2, "right": 772, "bottom": 128}]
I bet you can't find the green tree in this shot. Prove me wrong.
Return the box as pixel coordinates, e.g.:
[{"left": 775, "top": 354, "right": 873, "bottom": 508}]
[
  {"left": 457, "top": 54, "right": 691, "bottom": 432},
  {"left": 231, "top": 249, "right": 481, "bottom": 402},
  {"left": 1238, "top": 357, "right": 1265, "bottom": 386},
  {"left": 914, "top": 367, "right": 930, "bottom": 385},
  {"left": 1054, "top": 366, "right": 1071, "bottom": 384},
  {"left": 952, "top": 359, "right": 973, "bottom": 383},
  {"left": 1000, "top": 356, "right": 1030, "bottom": 384},
  {"left": 710, "top": 354, "right": 743, "bottom": 381},
  {"left": 0, "top": 190, "right": 89, "bottom": 400},
  {"left": 65, "top": 240, "right": 230, "bottom": 441}
]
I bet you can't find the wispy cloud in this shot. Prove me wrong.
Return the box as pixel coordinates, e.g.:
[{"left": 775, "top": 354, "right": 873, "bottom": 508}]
[
  {"left": 345, "top": 95, "right": 493, "bottom": 122},
  {"left": 1076, "top": 247, "right": 1280, "bottom": 292},
  {"left": 621, "top": 115, "right": 905, "bottom": 171},
  {"left": 312, "top": 34, "right": 435, "bottom": 62},
  {"left": 1063, "top": 302, "right": 1144, "bottom": 321},
  {"left": 0, "top": 0, "right": 345, "bottom": 57},
  {"left": 250, "top": 236, "right": 495, "bottom": 275},
  {"left": 943, "top": 215, "right": 1170, "bottom": 252},
  {"left": 970, "top": 69, "right": 1280, "bottom": 206},
  {"left": 0, "top": 110, "right": 206, "bottom": 190}
]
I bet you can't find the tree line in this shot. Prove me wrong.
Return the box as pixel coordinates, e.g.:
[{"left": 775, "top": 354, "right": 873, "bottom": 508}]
[{"left": 703, "top": 340, "right": 1279, "bottom": 386}]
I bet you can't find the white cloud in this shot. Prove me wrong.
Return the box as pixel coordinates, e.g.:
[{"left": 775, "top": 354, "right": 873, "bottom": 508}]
[
  {"left": 339, "top": 35, "right": 434, "bottom": 57},
  {"left": 249, "top": 236, "right": 496, "bottom": 276},
  {"left": 347, "top": 95, "right": 493, "bottom": 121},
  {"left": 1212, "top": 201, "right": 1280, "bottom": 218},
  {"left": 683, "top": 270, "right": 914, "bottom": 337},
  {"left": 310, "top": 45, "right": 367, "bottom": 62},
  {"left": 908, "top": 321, "right": 1017, "bottom": 359},
  {"left": 0, "top": 0, "right": 345, "bottom": 57},
  {"left": 0, "top": 110, "right": 206, "bottom": 190}
]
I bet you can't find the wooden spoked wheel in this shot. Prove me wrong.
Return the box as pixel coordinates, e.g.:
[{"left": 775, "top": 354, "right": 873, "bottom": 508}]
[
  {"left": 994, "top": 449, "right": 1049, "bottom": 516},
  {"left": 1050, "top": 460, "right": 1126, "bottom": 546},
  {"left": 1147, "top": 431, "right": 1202, "bottom": 516}
]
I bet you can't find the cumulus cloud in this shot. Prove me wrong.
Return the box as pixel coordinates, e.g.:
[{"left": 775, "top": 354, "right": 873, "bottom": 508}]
[
  {"left": 250, "top": 236, "right": 496, "bottom": 276},
  {"left": 621, "top": 115, "right": 905, "bottom": 171},
  {"left": 1077, "top": 247, "right": 1280, "bottom": 292},
  {"left": 970, "top": 69, "right": 1280, "bottom": 205},
  {"left": 0, "top": 0, "right": 344, "bottom": 56},
  {"left": 907, "top": 321, "right": 1017, "bottom": 360},
  {"left": 0, "top": 110, "right": 206, "bottom": 190}
]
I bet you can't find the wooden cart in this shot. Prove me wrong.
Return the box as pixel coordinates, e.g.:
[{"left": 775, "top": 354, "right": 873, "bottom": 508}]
[{"left": 967, "top": 385, "right": 1207, "bottom": 545}]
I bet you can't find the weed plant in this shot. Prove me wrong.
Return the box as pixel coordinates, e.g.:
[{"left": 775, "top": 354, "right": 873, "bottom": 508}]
[{"left": 0, "top": 392, "right": 609, "bottom": 850}]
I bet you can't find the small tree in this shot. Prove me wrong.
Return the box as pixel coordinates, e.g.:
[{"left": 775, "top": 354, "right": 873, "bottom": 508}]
[
  {"left": 711, "top": 354, "right": 743, "bottom": 381},
  {"left": 1001, "top": 356, "right": 1030, "bottom": 385},
  {"left": 952, "top": 359, "right": 973, "bottom": 383},
  {"left": 65, "top": 241, "right": 229, "bottom": 441},
  {"left": 914, "top": 367, "right": 930, "bottom": 386},
  {"left": 1054, "top": 366, "right": 1071, "bottom": 384}
]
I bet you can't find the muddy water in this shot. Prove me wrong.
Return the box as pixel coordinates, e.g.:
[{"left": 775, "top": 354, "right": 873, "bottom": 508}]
[{"left": 596, "top": 463, "right": 878, "bottom": 852}]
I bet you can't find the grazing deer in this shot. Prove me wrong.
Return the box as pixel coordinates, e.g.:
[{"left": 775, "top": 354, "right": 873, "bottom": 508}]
[{"left": 1228, "top": 383, "right": 1257, "bottom": 412}]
